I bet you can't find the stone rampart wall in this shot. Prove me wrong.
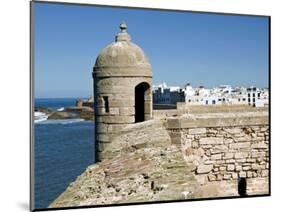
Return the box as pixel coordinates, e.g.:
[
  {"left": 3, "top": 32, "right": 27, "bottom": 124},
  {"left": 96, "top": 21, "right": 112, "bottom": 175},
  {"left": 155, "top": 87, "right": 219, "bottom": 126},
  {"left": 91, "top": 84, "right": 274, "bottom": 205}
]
[
  {"left": 153, "top": 103, "right": 268, "bottom": 120},
  {"left": 166, "top": 112, "right": 269, "bottom": 196}
]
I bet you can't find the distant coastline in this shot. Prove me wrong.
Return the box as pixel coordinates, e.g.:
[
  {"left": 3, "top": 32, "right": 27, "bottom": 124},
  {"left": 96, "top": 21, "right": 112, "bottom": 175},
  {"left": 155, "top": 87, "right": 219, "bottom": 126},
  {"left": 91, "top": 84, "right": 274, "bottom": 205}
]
[{"left": 34, "top": 97, "right": 95, "bottom": 122}]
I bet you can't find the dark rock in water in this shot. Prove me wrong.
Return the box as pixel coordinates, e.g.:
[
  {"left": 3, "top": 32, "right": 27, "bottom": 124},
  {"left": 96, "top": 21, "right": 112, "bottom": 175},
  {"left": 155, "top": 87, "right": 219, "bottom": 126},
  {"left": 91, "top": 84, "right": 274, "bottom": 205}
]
[
  {"left": 76, "top": 98, "right": 94, "bottom": 108},
  {"left": 65, "top": 106, "right": 94, "bottom": 113},
  {"left": 35, "top": 107, "right": 53, "bottom": 114},
  {"left": 34, "top": 105, "right": 95, "bottom": 120},
  {"left": 65, "top": 107, "right": 95, "bottom": 121},
  {"left": 39, "top": 106, "right": 95, "bottom": 121},
  {"left": 48, "top": 111, "right": 75, "bottom": 119},
  {"left": 79, "top": 111, "right": 95, "bottom": 121}
]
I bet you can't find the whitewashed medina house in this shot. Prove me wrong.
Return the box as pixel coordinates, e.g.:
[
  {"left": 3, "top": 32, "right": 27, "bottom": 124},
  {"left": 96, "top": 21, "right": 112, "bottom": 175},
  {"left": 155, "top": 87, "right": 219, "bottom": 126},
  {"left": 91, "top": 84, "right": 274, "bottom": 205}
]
[{"left": 153, "top": 82, "right": 268, "bottom": 107}]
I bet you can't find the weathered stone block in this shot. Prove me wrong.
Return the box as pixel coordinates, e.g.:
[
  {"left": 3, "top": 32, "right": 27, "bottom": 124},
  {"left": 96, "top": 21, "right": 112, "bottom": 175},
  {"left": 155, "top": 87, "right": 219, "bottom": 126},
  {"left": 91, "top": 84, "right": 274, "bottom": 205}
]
[
  {"left": 232, "top": 173, "right": 238, "bottom": 179},
  {"left": 239, "top": 171, "right": 247, "bottom": 178},
  {"left": 208, "top": 174, "right": 216, "bottom": 181},
  {"left": 252, "top": 172, "right": 258, "bottom": 178},
  {"left": 246, "top": 158, "right": 256, "bottom": 163},
  {"left": 227, "top": 164, "right": 235, "bottom": 171},
  {"left": 260, "top": 127, "right": 268, "bottom": 132},
  {"left": 107, "top": 124, "right": 127, "bottom": 132},
  {"left": 210, "top": 145, "right": 228, "bottom": 154},
  {"left": 257, "top": 132, "right": 265, "bottom": 137},
  {"left": 261, "top": 170, "right": 269, "bottom": 177},
  {"left": 109, "top": 99, "right": 134, "bottom": 107},
  {"left": 235, "top": 165, "right": 242, "bottom": 171},
  {"left": 216, "top": 159, "right": 225, "bottom": 164},
  {"left": 252, "top": 164, "right": 261, "bottom": 170},
  {"left": 223, "top": 152, "right": 234, "bottom": 159},
  {"left": 225, "top": 159, "right": 235, "bottom": 163},
  {"left": 199, "top": 137, "right": 223, "bottom": 145},
  {"left": 242, "top": 166, "right": 251, "bottom": 171},
  {"left": 211, "top": 153, "right": 222, "bottom": 160},
  {"left": 223, "top": 128, "right": 243, "bottom": 134},
  {"left": 216, "top": 174, "right": 223, "bottom": 181},
  {"left": 235, "top": 136, "right": 251, "bottom": 142},
  {"left": 167, "top": 118, "right": 181, "bottom": 129},
  {"left": 236, "top": 158, "right": 247, "bottom": 163},
  {"left": 251, "top": 151, "right": 266, "bottom": 158},
  {"left": 252, "top": 142, "right": 268, "bottom": 149},
  {"left": 207, "top": 129, "right": 218, "bottom": 134},
  {"left": 100, "top": 115, "right": 135, "bottom": 124},
  {"left": 96, "top": 123, "right": 108, "bottom": 133},
  {"left": 234, "top": 152, "right": 249, "bottom": 159},
  {"left": 230, "top": 142, "right": 251, "bottom": 149},
  {"left": 169, "top": 131, "right": 182, "bottom": 145},
  {"left": 196, "top": 164, "right": 213, "bottom": 174},
  {"left": 223, "top": 174, "right": 232, "bottom": 180},
  {"left": 188, "top": 128, "right": 206, "bottom": 135},
  {"left": 224, "top": 138, "right": 233, "bottom": 144},
  {"left": 185, "top": 134, "right": 195, "bottom": 139},
  {"left": 247, "top": 171, "right": 253, "bottom": 178},
  {"left": 97, "top": 133, "right": 110, "bottom": 142},
  {"left": 219, "top": 166, "right": 226, "bottom": 171},
  {"left": 119, "top": 107, "right": 135, "bottom": 115},
  {"left": 110, "top": 107, "right": 119, "bottom": 115},
  {"left": 252, "top": 137, "right": 265, "bottom": 142},
  {"left": 204, "top": 160, "right": 215, "bottom": 165}
]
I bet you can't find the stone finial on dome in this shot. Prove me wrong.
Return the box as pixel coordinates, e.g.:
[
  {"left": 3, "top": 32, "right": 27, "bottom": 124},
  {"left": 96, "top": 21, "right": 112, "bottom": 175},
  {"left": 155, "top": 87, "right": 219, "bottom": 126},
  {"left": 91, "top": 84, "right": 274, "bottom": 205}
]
[
  {"left": 115, "top": 22, "right": 131, "bottom": 42},
  {"left": 120, "top": 22, "right": 127, "bottom": 32}
]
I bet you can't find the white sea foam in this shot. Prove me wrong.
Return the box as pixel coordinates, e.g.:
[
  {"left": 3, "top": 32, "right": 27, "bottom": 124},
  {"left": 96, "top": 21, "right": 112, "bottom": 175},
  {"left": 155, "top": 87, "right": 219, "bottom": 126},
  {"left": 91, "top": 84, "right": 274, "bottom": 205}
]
[
  {"left": 34, "top": 112, "right": 48, "bottom": 123},
  {"left": 36, "top": 119, "right": 85, "bottom": 125},
  {"left": 57, "top": 107, "right": 64, "bottom": 111}
]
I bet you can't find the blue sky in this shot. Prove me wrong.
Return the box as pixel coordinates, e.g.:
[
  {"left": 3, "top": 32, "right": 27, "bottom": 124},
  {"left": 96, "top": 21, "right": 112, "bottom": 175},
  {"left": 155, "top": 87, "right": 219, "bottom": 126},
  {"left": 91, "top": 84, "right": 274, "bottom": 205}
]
[{"left": 34, "top": 2, "right": 269, "bottom": 98}]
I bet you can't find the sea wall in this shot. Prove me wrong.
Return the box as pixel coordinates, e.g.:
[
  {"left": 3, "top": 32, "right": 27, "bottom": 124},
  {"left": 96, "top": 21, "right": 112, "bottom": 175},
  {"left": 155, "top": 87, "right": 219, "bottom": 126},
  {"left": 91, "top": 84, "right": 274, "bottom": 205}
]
[
  {"left": 49, "top": 108, "right": 269, "bottom": 208},
  {"left": 153, "top": 103, "right": 268, "bottom": 120},
  {"left": 166, "top": 111, "right": 269, "bottom": 196}
]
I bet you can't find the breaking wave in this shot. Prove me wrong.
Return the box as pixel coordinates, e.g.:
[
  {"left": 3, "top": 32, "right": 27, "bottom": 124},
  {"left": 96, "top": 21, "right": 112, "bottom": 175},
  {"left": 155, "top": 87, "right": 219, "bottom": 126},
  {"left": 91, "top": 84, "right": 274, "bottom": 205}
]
[{"left": 35, "top": 119, "right": 85, "bottom": 125}]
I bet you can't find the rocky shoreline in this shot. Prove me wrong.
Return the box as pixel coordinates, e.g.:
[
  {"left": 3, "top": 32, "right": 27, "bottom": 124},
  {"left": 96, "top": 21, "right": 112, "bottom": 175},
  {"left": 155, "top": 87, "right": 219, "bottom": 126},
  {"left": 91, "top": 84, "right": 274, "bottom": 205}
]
[{"left": 35, "top": 106, "right": 95, "bottom": 121}]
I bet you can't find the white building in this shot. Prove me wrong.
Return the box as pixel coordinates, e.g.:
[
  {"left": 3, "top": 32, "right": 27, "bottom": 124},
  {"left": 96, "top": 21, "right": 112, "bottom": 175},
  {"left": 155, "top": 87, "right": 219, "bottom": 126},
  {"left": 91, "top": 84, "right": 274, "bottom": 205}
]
[
  {"left": 153, "top": 82, "right": 268, "bottom": 107},
  {"left": 245, "top": 86, "right": 268, "bottom": 107}
]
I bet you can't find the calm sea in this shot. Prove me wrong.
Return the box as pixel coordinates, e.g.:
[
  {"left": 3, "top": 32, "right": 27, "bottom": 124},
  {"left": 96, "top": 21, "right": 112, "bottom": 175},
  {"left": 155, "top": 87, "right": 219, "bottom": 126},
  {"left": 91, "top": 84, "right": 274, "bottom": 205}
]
[
  {"left": 35, "top": 98, "right": 81, "bottom": 110},
  {"left": 34, "top": 98, "right": 95, "bottom": 209}
]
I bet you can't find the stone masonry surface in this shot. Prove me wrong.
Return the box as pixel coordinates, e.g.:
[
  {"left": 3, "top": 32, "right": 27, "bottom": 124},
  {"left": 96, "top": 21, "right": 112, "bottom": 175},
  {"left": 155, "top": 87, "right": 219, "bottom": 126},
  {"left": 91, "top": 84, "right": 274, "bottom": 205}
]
[
  {"left": 167, "top": 111, "right": 269, "bottom": 196},
  {"left": 49, "top": 120, "right": 202, "bottom": 208}
]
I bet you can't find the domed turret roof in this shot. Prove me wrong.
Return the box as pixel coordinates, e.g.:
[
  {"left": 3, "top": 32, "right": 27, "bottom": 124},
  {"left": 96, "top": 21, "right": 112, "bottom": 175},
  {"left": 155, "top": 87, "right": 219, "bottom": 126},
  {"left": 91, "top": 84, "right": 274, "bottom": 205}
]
[{"left": 93, "top": 23, "right": 152, "bottom": 77}]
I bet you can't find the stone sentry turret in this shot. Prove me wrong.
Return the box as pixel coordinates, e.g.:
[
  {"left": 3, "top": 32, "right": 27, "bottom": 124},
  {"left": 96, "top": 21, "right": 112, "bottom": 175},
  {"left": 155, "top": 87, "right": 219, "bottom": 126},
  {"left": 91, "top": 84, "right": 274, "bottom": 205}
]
[{"left": 93, "top": 23, "right": 153, "bottom": 162}]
